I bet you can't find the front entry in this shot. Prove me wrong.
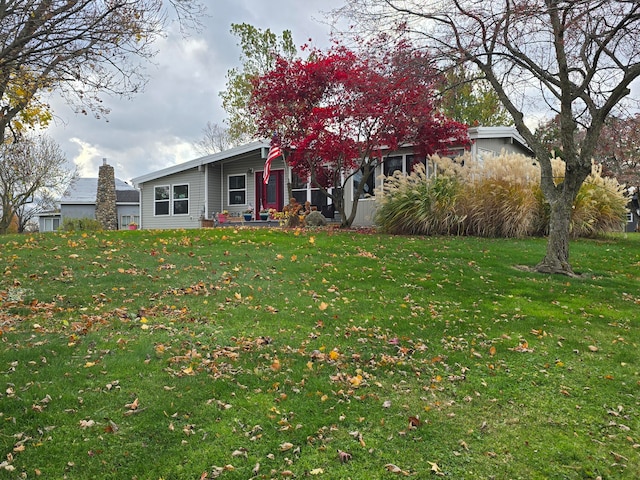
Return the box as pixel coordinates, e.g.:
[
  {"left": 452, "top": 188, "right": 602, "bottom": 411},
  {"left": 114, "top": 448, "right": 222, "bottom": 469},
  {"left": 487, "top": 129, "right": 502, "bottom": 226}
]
[{"left": 255, "top": 170, "right": 284, "bottom": 218}]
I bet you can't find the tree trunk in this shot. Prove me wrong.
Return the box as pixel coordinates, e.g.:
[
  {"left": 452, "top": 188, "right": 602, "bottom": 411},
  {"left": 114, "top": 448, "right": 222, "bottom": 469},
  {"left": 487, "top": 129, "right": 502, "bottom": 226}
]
[{"left": 536, "top": 198, "right": 574, "bottom": 275}]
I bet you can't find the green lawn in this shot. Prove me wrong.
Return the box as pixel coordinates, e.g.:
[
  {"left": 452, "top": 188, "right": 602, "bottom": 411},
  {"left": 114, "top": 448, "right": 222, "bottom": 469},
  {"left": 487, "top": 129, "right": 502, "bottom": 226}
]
[{"left": 1, "top": 228, "right": 638, "bottom": 479}]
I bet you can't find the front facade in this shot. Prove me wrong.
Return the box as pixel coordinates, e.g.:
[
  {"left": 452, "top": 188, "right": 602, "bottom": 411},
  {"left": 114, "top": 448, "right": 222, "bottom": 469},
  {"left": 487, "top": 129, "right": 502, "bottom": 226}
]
[{"left": 132, "top": 127, "right": 535, "bottom": 230}]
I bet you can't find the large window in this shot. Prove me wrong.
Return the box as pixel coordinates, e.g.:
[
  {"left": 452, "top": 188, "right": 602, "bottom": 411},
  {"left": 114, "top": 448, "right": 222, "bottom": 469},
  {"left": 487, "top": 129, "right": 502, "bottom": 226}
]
[
  {"left": 154, "top": 184, "right": 189, "bottom": 216},
  {"left": 173, "top": 184, "right": 189, "bottom": 215},
  {"left": 154, "top": 186, "right": 170, "bottom": 215},
  {"left": 383, "top": 154, "right": 428, "bottom": 177},
  {"left": 228, "top": 175, "right": 246, "bottom": 205}
]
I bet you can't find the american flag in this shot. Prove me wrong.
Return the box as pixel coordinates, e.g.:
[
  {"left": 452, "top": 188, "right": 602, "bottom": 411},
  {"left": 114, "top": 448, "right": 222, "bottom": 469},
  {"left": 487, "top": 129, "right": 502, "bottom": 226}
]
[{"left": 263, "top": 143, "right": 282, "bottom": 185}]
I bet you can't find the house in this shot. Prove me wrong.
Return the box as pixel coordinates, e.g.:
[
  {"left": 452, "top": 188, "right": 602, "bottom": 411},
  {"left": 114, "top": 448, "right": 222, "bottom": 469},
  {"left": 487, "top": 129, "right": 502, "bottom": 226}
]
[
  {"left": 38, "top": 176, "right": 140, "bottom": 232},
  {"left": 131, "top": 127, "right": 534, "bottom": 229}
]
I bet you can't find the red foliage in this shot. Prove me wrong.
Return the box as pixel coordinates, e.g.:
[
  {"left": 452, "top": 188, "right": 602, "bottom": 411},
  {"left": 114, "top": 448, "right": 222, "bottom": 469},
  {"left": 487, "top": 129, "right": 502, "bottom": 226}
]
[{"left": 249, "top": 38, "right": 469, "bottom": 194}]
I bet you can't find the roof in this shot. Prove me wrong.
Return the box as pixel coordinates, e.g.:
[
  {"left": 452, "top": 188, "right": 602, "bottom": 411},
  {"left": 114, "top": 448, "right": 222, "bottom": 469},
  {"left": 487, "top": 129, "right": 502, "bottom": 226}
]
[
  {"left": 130, "top": 127, "right": 532, "bottom": 186},
  {"left": 60, "top": 178, "right": 139, "bottom": 205},
  {"left": 132, "top": 139, "right": 270, "bottom": 186},
  {"left": 468, "top": 126, "right": 533, "bottom": 155}
]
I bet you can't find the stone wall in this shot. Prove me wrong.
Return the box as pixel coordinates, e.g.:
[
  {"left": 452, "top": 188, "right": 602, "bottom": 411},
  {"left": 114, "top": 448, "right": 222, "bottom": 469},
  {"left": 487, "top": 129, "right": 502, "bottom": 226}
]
[{"left": 95, "top": 159, "right": 118, "bottom": 230}]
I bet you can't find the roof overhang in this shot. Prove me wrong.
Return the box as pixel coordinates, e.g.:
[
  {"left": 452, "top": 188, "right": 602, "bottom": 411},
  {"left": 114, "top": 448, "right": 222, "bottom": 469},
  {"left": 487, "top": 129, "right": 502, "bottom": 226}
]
[{"left": 131, "top": 139, "right": 270, "bottom": 186}]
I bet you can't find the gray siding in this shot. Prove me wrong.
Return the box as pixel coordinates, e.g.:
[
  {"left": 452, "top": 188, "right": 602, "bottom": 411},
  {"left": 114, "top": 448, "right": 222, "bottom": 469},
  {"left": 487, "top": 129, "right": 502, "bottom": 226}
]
[
  {"left": 61, "top": 204, "right": 96, "bottom": 220},
  {"left": 140, "top": 167, "right": 205, "bottom": 230}
]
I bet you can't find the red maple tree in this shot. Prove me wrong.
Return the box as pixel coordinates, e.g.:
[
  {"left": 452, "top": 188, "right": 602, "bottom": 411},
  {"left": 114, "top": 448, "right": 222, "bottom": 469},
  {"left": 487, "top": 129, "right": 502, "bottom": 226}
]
[{"left": 249, "top": 39, "right": 469, "bottom": 227}]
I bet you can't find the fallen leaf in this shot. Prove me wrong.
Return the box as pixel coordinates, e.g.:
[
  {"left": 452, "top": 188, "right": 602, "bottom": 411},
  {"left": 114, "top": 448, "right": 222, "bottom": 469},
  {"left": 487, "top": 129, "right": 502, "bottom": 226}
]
[
  {"left": 385, "top": 463, "right": 409, "bottom": 475},
  {"left": 231, "top": 448, "right": 248, "bottom": 458},
  {"left": 337, "top": 449, "right": 352, "bottom": 463},
  {"left": 428, "top": 461, "right": 443, "bottom": 475}
]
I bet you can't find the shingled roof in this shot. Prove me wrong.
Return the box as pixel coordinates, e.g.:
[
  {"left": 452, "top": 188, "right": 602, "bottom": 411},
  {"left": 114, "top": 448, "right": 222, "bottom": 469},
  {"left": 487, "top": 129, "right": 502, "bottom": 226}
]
[{"left": 59, "top": 178, "right": 139, "bottom": 205}]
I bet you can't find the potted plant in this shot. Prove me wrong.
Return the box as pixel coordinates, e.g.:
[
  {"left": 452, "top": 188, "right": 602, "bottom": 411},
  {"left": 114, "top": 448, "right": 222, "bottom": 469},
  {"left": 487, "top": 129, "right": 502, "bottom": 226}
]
[
  {"left": 217, "top": 210, "right": 229, "bottom": 223},
  {"left": 243, "top": 207, "right": 253, "bottom": 221},
  {"left": 259, "top": 209, "right": 269, "bottom": 221},
  {"left": 128, "top": 222, "right": 138, "bottom": 230}
]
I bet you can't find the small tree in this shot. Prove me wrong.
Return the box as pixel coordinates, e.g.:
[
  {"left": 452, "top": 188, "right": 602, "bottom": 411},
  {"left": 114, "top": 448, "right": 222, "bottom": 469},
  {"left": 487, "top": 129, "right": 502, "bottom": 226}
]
[
  {"left": 0, "top": 134, "right": 76, "bottom": 234},
  {"left": 220, "top": 23, "right": 297, "bottom": 143},
  {"left": 250, "top": 40, "right": 468, "bottom": 227},
  {"left": 438, "top": 66, "right": 512, "bottom": 127}
]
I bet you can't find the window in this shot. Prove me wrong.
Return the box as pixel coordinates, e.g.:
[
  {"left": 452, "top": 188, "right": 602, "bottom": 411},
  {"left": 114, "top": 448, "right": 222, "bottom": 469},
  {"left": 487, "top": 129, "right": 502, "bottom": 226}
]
[
  {"left": 384, "top": 154, "right": 428, "bottom": 177},
  {"left": 173, "top": 184, "right": 189, "bottom": 215},
  {"left": 121, "top": 215, "right": 140, "bottom": 227},
  {"left": 155, "top": 186, "right": 170, "bottom": 215},
  {"left": 291, "top": 173, "right": 308, "bottom": 204},
  {"left": 44, "top": 217, "right": 60, "bottom": 231},
  {"left": 353, "top": 167, "right": 375, "bottom": 199},
  {"left": 383, "top": 156, "right": 404, "bottom": 177},
  {"left": 406, "top": 154, "right": 427, "bottom": 174},
  {"left": 228, "top": 175, "right": 246, "bottom": 205}
]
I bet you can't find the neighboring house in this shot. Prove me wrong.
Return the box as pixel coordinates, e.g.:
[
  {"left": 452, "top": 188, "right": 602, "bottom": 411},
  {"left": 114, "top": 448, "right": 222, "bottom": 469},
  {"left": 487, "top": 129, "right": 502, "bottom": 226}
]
[
  {"left": 38, "top": 177, "right": 140, "bottom": 232},
  {"left": 131, "top": 127, "right": 534, "bottom": 229}
]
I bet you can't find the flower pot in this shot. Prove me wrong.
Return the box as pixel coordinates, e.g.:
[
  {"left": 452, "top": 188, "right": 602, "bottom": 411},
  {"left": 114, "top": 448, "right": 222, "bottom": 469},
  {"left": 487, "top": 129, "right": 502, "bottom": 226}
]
[
  {"left": 243, "top": 214, "right": 253, "bottom": 221},
  {"left": 217, "top": 214, "right": 228, "bottom": 223},
  {"left": 128, "top": 224, "right": 138, "bottom": 230},
  {"left": 260, "top": 213, "right": 269, "bottom": 221}
]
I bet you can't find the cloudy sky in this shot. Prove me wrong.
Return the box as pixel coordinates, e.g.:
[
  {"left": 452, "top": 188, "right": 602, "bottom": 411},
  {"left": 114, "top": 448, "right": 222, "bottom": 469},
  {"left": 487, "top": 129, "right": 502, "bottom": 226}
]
[{"left": 45, "top": 0, "right": 346, "bottom": 184}]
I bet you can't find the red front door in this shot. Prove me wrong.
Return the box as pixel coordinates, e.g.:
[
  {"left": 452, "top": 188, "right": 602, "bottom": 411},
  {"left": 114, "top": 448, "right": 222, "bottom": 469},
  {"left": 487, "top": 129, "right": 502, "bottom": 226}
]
[{"left": 256, "top": 170, "right": 284, "bottom": 216}]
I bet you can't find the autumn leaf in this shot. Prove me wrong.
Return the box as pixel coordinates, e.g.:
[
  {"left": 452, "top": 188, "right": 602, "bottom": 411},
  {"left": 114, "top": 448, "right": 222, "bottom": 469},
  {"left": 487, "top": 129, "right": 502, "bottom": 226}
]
[
  {"left": 428, "top": 461, "right": 444, "bottom": 476},
  {"left": 279, "top": 442, "right": 294, "bottom": 451},
  {"left": 337, "top": 449, "right": 352, "bottom": 463},
  {"left": 385, "top": 463, "right": 410, "bottom": 475}
]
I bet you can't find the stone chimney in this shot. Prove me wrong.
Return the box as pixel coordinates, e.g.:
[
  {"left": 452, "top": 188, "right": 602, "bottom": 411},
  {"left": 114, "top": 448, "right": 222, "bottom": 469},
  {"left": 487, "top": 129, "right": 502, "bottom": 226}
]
[{"left": 95, "top": 158, "right": 118, "bottom": 230}]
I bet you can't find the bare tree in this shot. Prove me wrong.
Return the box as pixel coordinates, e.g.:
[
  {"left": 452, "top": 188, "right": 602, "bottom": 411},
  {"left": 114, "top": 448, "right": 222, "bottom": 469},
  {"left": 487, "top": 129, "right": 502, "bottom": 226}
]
[
  {"left": 0, "top": 134, "right": 76, "bottom": 234},
  {"left": 337, "top": 0, "right": 640, "bottom": 274},
  {"left": 194, "top": 121, "right": 242, "bottom": 156},
  {"left": 0, "top": 0, "right": 205, "bottom": 143}
]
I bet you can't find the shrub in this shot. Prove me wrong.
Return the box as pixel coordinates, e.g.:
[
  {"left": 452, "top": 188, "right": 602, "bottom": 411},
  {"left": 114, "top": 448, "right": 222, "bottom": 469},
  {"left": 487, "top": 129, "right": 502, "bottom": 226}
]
[{"left": 61, "top": 217, "right": 102, "bottom": 232}]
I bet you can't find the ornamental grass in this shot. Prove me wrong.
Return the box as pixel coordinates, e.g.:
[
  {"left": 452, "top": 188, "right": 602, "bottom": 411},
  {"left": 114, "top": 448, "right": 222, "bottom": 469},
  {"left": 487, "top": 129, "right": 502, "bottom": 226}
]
[{"left": 376, "top": 151, "right": 629, "bottom": 238}]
